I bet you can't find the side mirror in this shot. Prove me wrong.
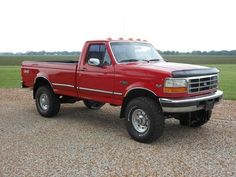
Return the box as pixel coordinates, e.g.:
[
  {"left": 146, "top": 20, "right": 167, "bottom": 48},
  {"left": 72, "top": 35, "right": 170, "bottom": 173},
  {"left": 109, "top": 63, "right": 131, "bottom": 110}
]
[{"left": 88, "top": 58, "right": 100, "bottom": 66}]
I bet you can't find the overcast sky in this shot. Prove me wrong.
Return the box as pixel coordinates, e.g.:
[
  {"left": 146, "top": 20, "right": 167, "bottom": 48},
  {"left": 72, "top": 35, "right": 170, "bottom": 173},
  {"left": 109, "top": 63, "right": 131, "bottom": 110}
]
[{"left": 0, "top": 0, "right": 235, "bottom": 52}]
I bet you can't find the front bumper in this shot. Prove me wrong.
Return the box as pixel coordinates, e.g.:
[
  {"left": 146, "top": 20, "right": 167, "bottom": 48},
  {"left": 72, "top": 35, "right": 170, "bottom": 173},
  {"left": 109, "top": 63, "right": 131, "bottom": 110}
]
[{"left": 159, "top": 90, "right": 223, "bottom": 113}]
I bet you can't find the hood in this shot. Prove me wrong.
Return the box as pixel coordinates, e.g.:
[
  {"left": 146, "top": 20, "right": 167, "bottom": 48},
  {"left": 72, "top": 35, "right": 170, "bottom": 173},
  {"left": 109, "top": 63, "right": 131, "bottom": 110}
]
[
  {"left": 138, "top": 62, "right": 207, "bottom": 72},
  {"left": 123, "top": 61, "right": 219, "bottom": 77}
]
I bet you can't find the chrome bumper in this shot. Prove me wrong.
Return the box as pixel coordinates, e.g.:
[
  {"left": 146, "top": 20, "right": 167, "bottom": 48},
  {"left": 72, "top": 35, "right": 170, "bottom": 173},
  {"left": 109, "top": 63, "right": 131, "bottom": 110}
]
[{"left": 159, "top": 90, "right": 223, "bottom": 113}]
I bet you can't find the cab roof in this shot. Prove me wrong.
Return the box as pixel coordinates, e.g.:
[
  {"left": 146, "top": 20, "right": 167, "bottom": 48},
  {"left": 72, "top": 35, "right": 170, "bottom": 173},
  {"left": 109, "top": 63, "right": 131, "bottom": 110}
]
[{"left": 86, "top": 38, "right": 148, "bottom": 43}]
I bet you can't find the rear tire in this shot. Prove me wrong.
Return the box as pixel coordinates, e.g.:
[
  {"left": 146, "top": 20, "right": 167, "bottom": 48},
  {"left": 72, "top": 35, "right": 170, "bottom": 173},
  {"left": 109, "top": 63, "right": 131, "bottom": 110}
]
[
  {"left": 125, "top": 97, "right": 164, "bottom": 143},
  {"left": 35, "top": 86, "right": 60, "bottom": 117},
  {"left": 83, "top": 100, "right": 105, "bottom": 110},
  {"left": 179, "top": 110, "right": 212, "bottom": 127}
]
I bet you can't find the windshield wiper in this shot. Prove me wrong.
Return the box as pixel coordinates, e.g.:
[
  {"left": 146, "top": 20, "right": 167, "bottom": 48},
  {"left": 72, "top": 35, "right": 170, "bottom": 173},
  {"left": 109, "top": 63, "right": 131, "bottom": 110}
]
[
  {"left": 120, "top": 59, "right": 139, "bottom": 63},
  {"left": 150, "top": 59, "right": 160, "bottom": 61},
  {"left": 120, "top": 59, "right": 161, "bottom": 63},
  {"left": 141, "top": 59, "right": 160, "bottom": 63}
]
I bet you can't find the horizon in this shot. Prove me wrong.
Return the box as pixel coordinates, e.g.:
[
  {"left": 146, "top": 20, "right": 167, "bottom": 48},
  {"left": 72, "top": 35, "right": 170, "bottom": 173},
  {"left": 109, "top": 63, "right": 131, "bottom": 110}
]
[
  {"left": 0, "top": 47, "right": 236, "bottom": 54},
  {"left": 1, "top": 49, "right": 236, "bottom": 55},
  {"left": 0, "top": 0, "right": 235, "bottom": 52}
]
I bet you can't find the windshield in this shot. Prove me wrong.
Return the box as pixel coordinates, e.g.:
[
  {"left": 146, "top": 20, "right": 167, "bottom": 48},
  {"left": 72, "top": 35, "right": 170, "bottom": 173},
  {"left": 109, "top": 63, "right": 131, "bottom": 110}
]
[{"left": 110, "top": 42, "right": 163, "bottom": 63}]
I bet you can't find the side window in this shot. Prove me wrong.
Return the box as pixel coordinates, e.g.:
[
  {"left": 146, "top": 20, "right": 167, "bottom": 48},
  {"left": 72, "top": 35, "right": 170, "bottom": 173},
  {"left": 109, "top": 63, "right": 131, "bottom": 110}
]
[
  {"left": 103, "top": 50, "right": 112, "bottom": 66},
  {"left": 86, "top": 44, "right": 111, "bottom": 66}
]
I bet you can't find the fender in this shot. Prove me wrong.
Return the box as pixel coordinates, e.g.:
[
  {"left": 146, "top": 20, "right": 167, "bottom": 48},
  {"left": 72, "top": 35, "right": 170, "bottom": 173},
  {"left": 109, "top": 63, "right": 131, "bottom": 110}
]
[
  {"left": 33, "top": 73, "right": 54, "bottom": 99},
  {"left": 125, "top": 87, "right": 157, "bottom": 97},
  {"left": 34, "top": 72, "right": 52, "bottom": 87},
  {"left": 123, "top": 82, "right": 160, "bottom": 98}
]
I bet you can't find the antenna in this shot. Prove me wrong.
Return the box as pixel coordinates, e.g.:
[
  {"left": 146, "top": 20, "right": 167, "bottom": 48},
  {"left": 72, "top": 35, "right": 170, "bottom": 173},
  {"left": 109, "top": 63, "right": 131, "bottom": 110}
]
[{"left": 122, "top": 21, "right": 126, "bottom": 38}]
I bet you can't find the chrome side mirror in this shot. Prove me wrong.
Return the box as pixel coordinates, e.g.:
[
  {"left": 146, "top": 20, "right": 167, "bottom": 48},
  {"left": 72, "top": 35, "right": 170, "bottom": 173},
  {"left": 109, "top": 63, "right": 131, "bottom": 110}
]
[{"left": 88, "top": 58, "right": 100, "bottom": 66}]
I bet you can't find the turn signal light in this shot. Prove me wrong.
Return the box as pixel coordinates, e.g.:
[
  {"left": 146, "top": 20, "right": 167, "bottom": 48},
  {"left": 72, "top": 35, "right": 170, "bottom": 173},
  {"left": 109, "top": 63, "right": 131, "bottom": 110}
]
[{"left": 163, "top": 87, "right": 187, "bottom": 93}]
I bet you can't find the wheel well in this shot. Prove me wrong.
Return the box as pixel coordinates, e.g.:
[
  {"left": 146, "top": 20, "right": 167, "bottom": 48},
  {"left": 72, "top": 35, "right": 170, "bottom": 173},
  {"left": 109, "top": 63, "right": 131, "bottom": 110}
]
[
  {"left": 120, "top": 89, "right": 158, "bottom": 118},
  {"left": 33, "top": 77, "right": 52, "bottom": 99}
]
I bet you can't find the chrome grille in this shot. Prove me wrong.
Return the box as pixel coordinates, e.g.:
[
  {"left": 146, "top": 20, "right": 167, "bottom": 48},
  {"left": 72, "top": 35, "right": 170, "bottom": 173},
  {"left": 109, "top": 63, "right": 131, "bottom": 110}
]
[{"left": 188, "top": 75, "right": 218, "bottom": 93}]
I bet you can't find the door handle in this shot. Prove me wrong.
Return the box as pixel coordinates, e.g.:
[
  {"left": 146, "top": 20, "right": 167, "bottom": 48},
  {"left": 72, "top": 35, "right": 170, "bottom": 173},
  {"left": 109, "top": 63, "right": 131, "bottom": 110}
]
[{"left": 81, "top": 67, "right": 87, "bottom": 71}]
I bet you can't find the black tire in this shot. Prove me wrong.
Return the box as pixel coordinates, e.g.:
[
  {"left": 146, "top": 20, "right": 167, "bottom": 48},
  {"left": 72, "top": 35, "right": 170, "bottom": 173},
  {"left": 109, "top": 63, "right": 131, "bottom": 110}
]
[
  {"left": 35, "top": 86, "right": 60, "bottom": 117},
  {"left": 179, "top": 116, "right": 189, "bottom": 126},
  {"left": 179, "top": 110, "right": 212, "bottom": 127},
  {"left": 125, "top": 97, "right": 164, "bottom": 143},
  {"left": 83, "top": 100, "right": 105, "bottom": 110}
]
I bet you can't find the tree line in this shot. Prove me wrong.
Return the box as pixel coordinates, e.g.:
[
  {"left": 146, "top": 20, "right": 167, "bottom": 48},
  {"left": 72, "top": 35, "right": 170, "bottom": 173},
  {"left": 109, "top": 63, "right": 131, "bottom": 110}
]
[
  {"left": 0, "top": 50, "right": 236, "bottom": 56},
  {"left": 159, "top": 50, "right": 236, "bottom": 55},
  {"left": 0, "top": 51, "right": 81, "bottom": 56}
]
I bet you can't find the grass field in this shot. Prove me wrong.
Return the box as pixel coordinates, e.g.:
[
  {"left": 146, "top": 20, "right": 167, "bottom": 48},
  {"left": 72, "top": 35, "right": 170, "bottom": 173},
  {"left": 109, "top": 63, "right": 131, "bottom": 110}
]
[
  {"left": 0, "top": 55, "right": 236, "bottom": 100},
  {"left": 205, "top": 64, "right": 236, "bottom": 100},
  {"left": 0, "top": 66, "right": 21, "bottom": 88},
  {"left": 165, "top": 55, "right": 236, "bottom": 64},
  {"left": 0, "top": 54, "right": 236, "bottom": 65}
]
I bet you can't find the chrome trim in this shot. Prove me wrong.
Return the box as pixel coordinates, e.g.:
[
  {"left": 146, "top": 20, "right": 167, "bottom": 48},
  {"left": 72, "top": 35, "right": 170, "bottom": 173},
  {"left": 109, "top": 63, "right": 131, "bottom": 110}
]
[
  {"left": 124, "top": 87, "right": 157, "bottom": 97},
  {"left": 162, "top": 106, "right": 204, "bottom": 113},
  {"left": 185, "top": 74, "right": 218, "bottom": 80},
  {"left": 160, "top": 90, "right": 223, "bottom": 104},
  {"left": 159, "top": 90, "right": 223, "bottom": 113},
  {"left": 114, "top": 92, "right": 123, "bottom": 95},
  {"left": 77, "top": 87, "right": 122, "bottom": 96},
  {"left": 187, "top": 74, "right": 218, "bottom": 94},
  {"left": 52, "top": 83, "right": 74, "bottom": 88},
  {"left": 78, "top": 87, "right": 113, "bottom": 94}
]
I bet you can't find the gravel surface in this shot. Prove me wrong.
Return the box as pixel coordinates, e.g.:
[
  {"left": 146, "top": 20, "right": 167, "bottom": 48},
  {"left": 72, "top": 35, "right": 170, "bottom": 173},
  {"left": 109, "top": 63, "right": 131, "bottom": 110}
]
[{"left": 0, "top": 88, "right": 235, "bottom": 177}]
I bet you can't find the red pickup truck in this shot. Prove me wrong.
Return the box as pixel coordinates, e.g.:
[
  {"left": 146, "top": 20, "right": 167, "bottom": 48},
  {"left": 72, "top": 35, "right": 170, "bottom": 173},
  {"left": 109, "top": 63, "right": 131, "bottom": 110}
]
[{"left": 21, "top": 39, "right": 223, "bottom": 143}]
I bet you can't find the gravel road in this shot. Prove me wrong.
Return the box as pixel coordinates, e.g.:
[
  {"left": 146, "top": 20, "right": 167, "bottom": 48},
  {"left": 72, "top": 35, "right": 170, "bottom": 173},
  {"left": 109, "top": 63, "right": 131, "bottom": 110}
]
[{"left": 0, "top": 88, "right": 235, "bottom": 177}]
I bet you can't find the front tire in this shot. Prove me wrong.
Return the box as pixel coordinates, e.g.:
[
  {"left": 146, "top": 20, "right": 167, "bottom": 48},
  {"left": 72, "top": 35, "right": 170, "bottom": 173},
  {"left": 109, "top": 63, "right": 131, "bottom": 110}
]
[
  {"left": 125, "top": 97, "right": 164, "bottom": 143},
  {"left": 35, "top": 86, "right": 60, "bottom": 117}
]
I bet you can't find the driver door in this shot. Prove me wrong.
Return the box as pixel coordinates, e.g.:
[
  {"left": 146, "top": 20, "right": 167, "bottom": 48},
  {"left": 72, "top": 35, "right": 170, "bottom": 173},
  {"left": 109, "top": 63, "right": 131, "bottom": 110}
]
[{"left": 77, "top": 43, "right": 115, "bottom": 103}]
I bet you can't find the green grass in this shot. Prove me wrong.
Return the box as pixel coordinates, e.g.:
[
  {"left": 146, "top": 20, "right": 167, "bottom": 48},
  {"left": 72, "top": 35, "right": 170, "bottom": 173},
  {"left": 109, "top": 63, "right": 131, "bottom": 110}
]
[
  {"left": 205, "top": 64, "right": 236, "bottom": 100},
  {"left": 0, "top": 66, "right": 21, "bottom": 88},
  {"left": 164, "top": 55, "right": 236, "bottom": 64},
  {"left": 0, "top": 55, "right": 236, "bottom": 100},
  {"left": 0, "top": 54, "right": 236, "bottom": 66}
]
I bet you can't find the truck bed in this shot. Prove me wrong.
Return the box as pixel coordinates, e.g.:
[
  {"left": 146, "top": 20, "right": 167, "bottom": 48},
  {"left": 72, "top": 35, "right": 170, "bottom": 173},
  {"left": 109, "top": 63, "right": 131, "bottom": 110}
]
[
  {"left": 41, "top": 60, "right": 78, "bottom": 63},
  {"left": 22, "top": 60, "right": 78, "bottom": 66},
  {"left": 21, "top": 60, "right": 78, "bottom": 97}
]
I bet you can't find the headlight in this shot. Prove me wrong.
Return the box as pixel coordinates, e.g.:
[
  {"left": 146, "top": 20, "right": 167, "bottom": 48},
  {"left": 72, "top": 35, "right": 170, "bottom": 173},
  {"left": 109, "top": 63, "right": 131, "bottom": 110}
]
[{"left": 163, "top": 78, "right": 187, "bottom": 93}]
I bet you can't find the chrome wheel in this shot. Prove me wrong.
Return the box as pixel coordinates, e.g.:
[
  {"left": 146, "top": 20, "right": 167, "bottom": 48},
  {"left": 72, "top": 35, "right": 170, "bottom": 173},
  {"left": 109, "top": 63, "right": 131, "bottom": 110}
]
[
  {"left": 39, "top": 93, "right": 49, "bottom": 111},
  {"left": 131, "top": 109, "right": 150, "bottom": 133}
]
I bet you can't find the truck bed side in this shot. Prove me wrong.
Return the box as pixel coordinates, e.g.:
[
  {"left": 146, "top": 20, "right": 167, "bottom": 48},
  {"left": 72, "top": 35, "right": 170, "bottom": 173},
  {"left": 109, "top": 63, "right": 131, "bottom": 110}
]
[{"left": 21, "top": 61, "right": 78, "bottom": 97}]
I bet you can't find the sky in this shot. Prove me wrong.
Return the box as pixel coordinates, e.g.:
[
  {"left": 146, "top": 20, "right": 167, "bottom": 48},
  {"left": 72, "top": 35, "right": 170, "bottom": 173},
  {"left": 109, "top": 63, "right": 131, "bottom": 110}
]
[{"left": 0, "top": 0, "right": 235, "bottom": 52}]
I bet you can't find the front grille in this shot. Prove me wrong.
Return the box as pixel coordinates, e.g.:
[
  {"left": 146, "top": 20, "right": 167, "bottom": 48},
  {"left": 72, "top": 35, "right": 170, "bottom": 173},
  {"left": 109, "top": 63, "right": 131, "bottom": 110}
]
[{"left": 188, "top": 75, "right": 218, "bottom": 94}]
